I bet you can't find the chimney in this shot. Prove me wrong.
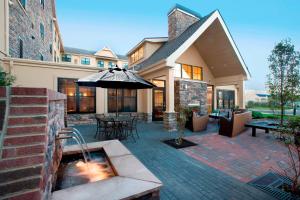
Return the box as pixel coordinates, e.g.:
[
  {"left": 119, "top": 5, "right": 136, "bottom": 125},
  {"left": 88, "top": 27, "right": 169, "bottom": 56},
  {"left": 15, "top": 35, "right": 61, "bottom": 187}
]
[{"left": 168, "top": 4, "right": 201, "bottom": 41}]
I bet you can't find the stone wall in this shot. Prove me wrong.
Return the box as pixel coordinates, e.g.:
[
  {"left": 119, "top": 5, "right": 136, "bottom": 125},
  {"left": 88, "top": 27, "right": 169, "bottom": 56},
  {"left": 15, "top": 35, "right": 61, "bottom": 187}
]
[
  {"left": 9, "top": 0, "right": 54, "bottom": 61},
  {"left": 0, "top": 87, "right": 66, "bottom": 199},
  {"left": 175, "top": 79, "right": 207, "bottom": 114},
  {"left": 168, "top": 9, "right": 199, "bottom": 41}
]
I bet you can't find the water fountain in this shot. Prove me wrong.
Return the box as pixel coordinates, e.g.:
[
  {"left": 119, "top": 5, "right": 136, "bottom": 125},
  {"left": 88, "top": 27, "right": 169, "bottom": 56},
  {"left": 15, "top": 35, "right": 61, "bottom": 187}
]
[{"left": 55, "top": 128, "right": 115, "bottom": 190}]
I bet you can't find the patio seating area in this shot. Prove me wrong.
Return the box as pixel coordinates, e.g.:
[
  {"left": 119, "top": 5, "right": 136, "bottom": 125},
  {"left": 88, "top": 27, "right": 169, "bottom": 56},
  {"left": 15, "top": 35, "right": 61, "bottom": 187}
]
[{"left": 70, "top": 121, "right": 283, "bottom": 199}]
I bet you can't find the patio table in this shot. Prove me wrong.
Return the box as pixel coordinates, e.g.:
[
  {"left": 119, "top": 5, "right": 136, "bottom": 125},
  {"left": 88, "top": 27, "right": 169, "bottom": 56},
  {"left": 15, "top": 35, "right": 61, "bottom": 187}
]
[
  {"left": 101, "top": 117, "right": 132, "bottom": 140},
  {"left": 245, "top": 121, "right": 280, "bottom": 137}
]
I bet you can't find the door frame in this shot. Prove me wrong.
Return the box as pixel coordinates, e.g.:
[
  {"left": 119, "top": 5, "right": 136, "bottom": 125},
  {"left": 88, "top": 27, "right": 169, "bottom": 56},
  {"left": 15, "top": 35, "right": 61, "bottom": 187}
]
[
  {"left": 152, "top": 80, "right": 166, "bottom": 121},
  {"left": 207, "top": 84, "right": 214, "bottom": 113}
]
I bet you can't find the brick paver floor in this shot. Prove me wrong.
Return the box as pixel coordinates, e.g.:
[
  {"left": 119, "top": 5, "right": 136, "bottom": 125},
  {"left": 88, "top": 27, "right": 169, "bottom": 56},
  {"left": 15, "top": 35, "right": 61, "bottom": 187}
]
[
  {"left": 182, "top": 129, "right": 289, "bottom": 182},
  {"left": 72, "top": 122, "right": 274, "bottom": 200}
]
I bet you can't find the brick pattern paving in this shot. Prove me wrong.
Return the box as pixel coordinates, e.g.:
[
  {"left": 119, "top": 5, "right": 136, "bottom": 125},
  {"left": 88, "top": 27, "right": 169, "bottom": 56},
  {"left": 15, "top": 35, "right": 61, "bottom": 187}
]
[
  {"left": 73, "top": 122, "right": 274, "bottom": 199},
  {"left": 183, "top": 129, "right": 289, "bottom": 183}
]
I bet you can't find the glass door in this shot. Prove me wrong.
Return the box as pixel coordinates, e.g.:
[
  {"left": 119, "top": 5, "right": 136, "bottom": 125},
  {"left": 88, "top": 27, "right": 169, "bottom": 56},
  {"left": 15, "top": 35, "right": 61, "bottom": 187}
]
[
  {"left": 207, "top": 85, "right": 214, "bottom": 113},
  {"left": 217, "top": 90, "right": 235, "bottom": 109},
  {"left": 152, "top": 80, "right": 166, "bottom": 121}
]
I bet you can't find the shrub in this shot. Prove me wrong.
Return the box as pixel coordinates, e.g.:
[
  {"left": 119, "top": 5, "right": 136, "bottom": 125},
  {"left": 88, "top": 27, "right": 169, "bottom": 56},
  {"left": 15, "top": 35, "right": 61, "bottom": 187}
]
[
  {"left": 252, "top": 111, "right": 264, "bottom": 119},
  {"left": 0, "top": 65, "right": 15, "bottom": 86}
]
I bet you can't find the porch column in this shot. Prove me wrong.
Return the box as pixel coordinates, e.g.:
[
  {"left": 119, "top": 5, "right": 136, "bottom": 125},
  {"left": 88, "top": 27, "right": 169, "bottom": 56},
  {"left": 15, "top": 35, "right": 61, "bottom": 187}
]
[
  {"left": 237, "top": 81, "right": 245, "bottom": 109},
  {"left": 144, "top": 88, "right": 153, "bottom": 123},
  {"left": 163, "top": 68, "right": 177, "bottom": 131}
]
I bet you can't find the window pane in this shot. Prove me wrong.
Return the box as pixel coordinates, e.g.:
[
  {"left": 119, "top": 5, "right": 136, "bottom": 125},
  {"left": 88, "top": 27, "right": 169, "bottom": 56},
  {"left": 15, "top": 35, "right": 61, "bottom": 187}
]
[
  {"left": 193, "top": 66, "right": 202, "bottom": 80},
  {"left": 62, "top": 54, "right": 71, "bottom": 62},
  {"left": 58, "top": 78, "right": 77, "bottom": 113},
  {"left": 153, "top": 80, "right": 165, "bottom": 87},
  {"left": 107, "top": 89, "right": 137, "bottom": 112},
  {"left": 182, "top": 64, "right": 192, "bottom": 79},
  {"left": 79, "top": 87, "right": 95, "bottom": 112},
  {"left": 97, "top": 60, "right": 104, "bottom": 67}
]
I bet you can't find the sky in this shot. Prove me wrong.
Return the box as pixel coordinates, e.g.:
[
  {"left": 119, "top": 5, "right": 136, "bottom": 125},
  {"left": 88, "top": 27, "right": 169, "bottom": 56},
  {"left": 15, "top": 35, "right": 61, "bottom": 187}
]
[{"left": 56, "top": 0, "right": 300, "bottom": 90}]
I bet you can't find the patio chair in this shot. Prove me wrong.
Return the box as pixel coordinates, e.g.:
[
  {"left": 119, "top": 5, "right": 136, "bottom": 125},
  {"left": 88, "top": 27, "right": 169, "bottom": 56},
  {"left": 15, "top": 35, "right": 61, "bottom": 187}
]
[
  {"left": 219, "top": 111, "right": 252, "bottom": 137},
  {"left": 124, "top": 117, "right": 139, "bottom": 142},
  {"left": 192, "top": 112, "right": 209, "bottom": 132}
]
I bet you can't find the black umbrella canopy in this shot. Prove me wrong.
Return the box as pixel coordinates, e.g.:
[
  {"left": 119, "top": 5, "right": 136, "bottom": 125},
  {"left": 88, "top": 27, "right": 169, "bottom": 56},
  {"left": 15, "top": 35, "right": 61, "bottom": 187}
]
[{"left": 77, "top": 67, "right": 156, "bottom": 89}]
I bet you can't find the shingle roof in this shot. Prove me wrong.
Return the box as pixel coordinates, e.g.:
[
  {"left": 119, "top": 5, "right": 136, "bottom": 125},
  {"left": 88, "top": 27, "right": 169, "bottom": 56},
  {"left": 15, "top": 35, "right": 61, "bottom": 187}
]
[
  {"left": 64, "top": 46, "right": 96, "bottom": 55},
  {"left": 134, "top": 11, "right": 215, "bottom": 71}
]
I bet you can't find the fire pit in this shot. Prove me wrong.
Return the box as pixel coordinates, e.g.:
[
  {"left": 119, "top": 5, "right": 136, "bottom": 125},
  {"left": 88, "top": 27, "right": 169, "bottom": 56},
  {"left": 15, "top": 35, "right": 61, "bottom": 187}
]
[
  {"left": 54, "top": 151, "right": 115, "bottom": 190},
  {"left": 52, "top": 140, "right": 162, "bottom": 200}
]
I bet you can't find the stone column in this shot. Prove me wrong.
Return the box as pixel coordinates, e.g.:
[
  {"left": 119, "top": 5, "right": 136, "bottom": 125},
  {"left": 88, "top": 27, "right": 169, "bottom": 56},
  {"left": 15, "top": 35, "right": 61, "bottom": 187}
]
[{"left": 163, "top": 68, "right": 177, "bottom": 131}]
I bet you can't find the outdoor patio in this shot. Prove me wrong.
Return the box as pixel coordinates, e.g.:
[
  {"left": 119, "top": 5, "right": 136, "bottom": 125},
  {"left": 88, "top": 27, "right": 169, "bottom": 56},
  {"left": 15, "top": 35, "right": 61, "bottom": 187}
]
[{"left": 69, "top": 121, "right": 285, "bottom": 200}]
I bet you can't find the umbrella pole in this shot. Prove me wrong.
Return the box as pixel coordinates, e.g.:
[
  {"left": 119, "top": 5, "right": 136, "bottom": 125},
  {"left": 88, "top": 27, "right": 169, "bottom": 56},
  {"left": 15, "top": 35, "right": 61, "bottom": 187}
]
[{"left": 116, "top": 88, "right": 118, "bottom": 118}]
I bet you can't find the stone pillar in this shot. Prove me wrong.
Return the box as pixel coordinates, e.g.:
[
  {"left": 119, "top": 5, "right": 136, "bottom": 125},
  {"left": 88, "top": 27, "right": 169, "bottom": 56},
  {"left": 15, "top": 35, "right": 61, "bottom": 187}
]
[{"left": 163, "top": 68, "right": 177, "bottom": 131}]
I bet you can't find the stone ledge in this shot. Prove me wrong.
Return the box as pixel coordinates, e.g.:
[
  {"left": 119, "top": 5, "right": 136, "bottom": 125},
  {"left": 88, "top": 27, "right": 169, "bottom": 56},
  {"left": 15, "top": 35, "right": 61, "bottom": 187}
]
[{"left": 55, "top": 140, "right": 162, "bottom": 200}]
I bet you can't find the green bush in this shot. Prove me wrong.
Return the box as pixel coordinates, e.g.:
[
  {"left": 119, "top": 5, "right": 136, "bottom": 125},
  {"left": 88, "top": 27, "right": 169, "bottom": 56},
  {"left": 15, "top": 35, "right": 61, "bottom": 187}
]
[
  {"left": 252, "top": 111, "right": 264, "bottom": 119},
  {"left": 0, "top": 65, "right": 15, "bottom": 86}
]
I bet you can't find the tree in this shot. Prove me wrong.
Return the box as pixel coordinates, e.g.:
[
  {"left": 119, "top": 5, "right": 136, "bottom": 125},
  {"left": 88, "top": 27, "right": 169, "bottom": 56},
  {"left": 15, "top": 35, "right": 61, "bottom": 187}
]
[
  {"left": 267, "top": 39, "right": 300, "bottom": 125},
  {"left": 0, "top": 64, "right": 15, "bottom": 86}
]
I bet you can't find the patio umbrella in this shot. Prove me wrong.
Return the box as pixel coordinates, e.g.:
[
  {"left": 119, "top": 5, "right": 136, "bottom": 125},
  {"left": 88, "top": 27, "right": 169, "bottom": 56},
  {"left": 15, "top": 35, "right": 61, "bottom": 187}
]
[{"left": 76, "top": 66, "right": 156, "bottom": 116}]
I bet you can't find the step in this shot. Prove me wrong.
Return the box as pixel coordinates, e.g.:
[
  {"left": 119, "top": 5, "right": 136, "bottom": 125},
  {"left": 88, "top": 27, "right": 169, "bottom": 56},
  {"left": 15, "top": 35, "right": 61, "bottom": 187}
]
[
  {"left": 0, "top": 154, "right": 45, "bottom": 171},
  {"left": 0, "top": 175, "right": 42, "bottom": 197},
  {"left": 0, "top": 164, "right": 43, "bottom": 184},
  {"left": 10, "top": 96, "right": 47, "bottom": 105},
  {"left": 2, "top": 143, "right": 45, "bottom": 159},
  {"left": 11, "top": 87, "right": 47, "bottom": 96},
  {"left": 3, "top": 134, "right": 47, "bottom": 147},
  {"left": 0, "top": 188, "right": 41, "bottom": 200},
  {"left": 6, "top": 125, "right": 47, "bottom": 136},
  {"left": 9, "top": 106, "right": 48, "bottom": 116},
  {"left": 8, "top": 116, "right": 47, "bottom": 126}
]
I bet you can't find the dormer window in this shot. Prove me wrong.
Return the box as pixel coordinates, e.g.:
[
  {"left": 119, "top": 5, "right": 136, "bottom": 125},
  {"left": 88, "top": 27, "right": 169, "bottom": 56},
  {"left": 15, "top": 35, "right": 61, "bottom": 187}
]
[{"left": 130, "top": 46, "right": 144, "bottom": 63}]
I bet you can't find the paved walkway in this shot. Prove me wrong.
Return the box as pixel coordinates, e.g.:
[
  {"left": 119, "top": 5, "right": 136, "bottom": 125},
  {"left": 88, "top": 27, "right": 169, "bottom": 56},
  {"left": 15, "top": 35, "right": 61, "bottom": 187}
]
[
  {"left": 183, "top": 129, "right": 289, "bottom": 183},
  {"left": 72, "top": 122, "right": 274, "bottom": 200}
]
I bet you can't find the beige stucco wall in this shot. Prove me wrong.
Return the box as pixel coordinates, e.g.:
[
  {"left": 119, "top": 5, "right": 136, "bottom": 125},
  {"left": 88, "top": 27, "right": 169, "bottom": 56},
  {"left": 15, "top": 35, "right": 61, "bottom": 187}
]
[
  {"left": 0, "top": 0, "right": 9, "bottom": 58},
  {"left": 2, "top": 57, "right": 108, "bottom": 113},
  {"left": 175, "top": 44, "right": 215, "bottom": 84},
  {"left": 128, "top": 42, "right": 164, "bottom": 67}
]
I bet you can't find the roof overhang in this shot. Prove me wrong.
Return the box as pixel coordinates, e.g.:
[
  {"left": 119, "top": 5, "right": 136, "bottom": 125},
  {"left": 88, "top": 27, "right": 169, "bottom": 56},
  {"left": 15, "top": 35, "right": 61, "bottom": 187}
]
[
  {"left": 166, "top": 10, "right": 251, "bottom": 80},
  {"left": 126, "top": 37, "right": 168, "bottom": 56}
]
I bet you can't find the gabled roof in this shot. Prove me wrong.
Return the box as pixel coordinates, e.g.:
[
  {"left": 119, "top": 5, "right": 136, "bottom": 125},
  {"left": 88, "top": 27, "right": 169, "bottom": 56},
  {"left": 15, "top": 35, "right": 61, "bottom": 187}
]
[
  {"left": 126, "top": 37, "right": 168, "bottom": 56},
  {"left": 64, "top": 46, "right": 128, "bottom": 61},
  {"left": 134, "top": 10, "right": 251, "bottom": 79},
  {"left": 134, "top": 11, "right": 214, "bottom": 71}
]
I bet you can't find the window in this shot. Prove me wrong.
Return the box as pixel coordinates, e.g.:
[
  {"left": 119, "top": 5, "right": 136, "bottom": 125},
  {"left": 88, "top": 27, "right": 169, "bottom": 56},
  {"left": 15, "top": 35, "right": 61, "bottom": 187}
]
[
  {"left": 54, "top": 51, "right": 56, "bottom": 62},
  {"left": 179, "top": 64, "right": 203, "bottom": 81},
  {"left": 58, "top": 78, "right": 96, "bottom": 113},
  {"left": 49, "top": 44, "right": 52, "bottom": 54},
  {"left": 19, "top": 39, "right": 23, "bottom": 58},
  {"left": 108, "top": 61, "right": 115, "bottom": 68},
  {"left": 123, "top": 63, "right": 128, "bottom": 69},
  {"left": 40, "top": 53, "right": 44, "bottom": 61},
  {"left": 50, "top": 19, "right": 53, "bottom": 32},
  {"left": 40, "top": 0, "right": 45, "bottom": 9},
  {"left": 57, "top": 57, "right": 59, "bottom": 62},
  {"left": 217, "top": 90, "right": 235, "bottom": 109},
  {"left": 61, "top": 54, "right": 72, "bottom": 62},
  {"left": 182, "top": 64, "right": 192, "bottom": 79},
  {"left": 130, "top": 46, "right": 144, "bottom": 63},
  {"left": 108, "top": 89, "right": 137, "bottom": 112},
  {"left": 40, "top": 23, "right": 45, "bottom": 40},
  {"left": 81, "top": 58, "right": 90, "bottom": 65},
  {"left": 18, "top": 0, "right": 26, "bottom": 9},
  {"left": 97, "top": 60, "right": 104, "bottom": 68},
  {"left": 193, "top": 66, "right": 202, "bottom": 80}
]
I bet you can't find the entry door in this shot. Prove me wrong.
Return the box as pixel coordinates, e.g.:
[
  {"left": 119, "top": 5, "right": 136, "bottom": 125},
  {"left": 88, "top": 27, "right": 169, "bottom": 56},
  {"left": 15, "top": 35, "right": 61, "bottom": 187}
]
[
  {"left": 207, "top": 85, "right": 214, "bottom": 113},
  {"left": 152, "top": 80, "right": 166, "bottom": 121},
  {"left": 217, "top": 90, "right": 235, "bottom": 109}
]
